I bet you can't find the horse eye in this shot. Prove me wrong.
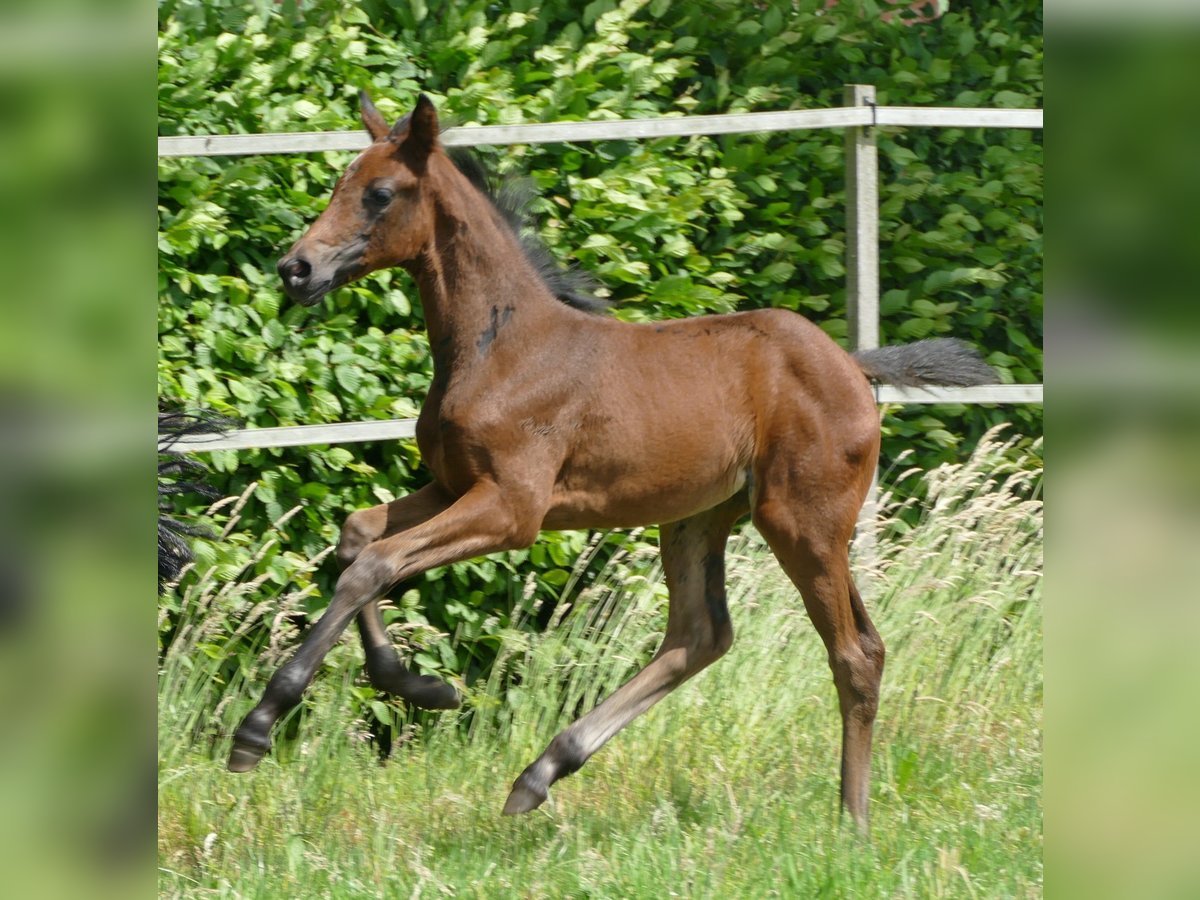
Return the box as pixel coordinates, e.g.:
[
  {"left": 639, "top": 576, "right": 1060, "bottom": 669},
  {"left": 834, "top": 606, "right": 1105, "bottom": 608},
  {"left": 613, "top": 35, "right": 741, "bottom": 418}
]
[{"left": 367, "top": 187, "right": 394, "bottom": 206}]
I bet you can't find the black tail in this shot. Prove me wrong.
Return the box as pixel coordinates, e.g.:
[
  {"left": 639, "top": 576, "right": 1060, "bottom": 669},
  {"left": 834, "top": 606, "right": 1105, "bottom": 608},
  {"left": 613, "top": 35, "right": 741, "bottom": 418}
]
[
  {"left": 158, "top": 410, "right": 236, "bottom": 591},
  {"left": 852, "top": 338, "right": 995, "bottom": 387}
]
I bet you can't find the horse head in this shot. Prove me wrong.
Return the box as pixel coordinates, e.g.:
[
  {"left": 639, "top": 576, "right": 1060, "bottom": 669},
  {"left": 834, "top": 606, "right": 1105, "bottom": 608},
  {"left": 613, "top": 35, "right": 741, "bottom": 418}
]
[{"left": 277, "top": 93, "right": 443, "bottom": 306}]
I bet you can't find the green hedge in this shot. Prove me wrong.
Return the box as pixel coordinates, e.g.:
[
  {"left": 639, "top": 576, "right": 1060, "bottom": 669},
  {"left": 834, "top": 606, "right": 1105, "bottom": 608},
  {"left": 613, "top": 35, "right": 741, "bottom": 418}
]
[{"left": 158, "top": 0, "right": 1042, "bottom": 721}]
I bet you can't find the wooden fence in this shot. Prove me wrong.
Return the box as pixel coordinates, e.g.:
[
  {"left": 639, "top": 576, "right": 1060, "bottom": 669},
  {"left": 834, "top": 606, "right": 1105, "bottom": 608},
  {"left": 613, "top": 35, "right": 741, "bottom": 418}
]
[{"left": 159, "top": 87, "right": 1043, "bottom": 454}]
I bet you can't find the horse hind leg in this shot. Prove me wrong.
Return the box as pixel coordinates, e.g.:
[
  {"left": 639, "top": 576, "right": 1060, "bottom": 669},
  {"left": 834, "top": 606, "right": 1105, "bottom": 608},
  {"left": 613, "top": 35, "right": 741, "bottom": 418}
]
[
  {"left": 336, "top": 485, "right": 459, "bottom": 710},
  {"left": 753, "top": 493, "right": 885, "bottom": 832},
  {"left": 503, "top": 493, "right": 748, "bottom": 815}
]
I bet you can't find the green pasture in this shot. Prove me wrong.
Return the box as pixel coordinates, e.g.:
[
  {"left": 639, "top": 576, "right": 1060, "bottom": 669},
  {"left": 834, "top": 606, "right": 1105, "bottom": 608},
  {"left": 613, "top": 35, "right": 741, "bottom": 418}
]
[{"left": 159, "top": 431, "right": 1042, "bottom": 898}]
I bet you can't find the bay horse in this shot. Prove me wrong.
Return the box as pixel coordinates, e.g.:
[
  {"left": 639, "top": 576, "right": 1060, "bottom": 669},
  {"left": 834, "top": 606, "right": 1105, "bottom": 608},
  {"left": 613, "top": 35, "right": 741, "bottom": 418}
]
[{"left": 228, "top": 93, "right": 994, "bottom": 829}]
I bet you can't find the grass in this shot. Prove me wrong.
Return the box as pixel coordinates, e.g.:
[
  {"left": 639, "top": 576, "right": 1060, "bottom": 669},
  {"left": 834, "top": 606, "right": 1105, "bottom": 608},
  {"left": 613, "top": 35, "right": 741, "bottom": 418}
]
[{"left": 158, "top": 429, "right": 1042, "bottom": 898}]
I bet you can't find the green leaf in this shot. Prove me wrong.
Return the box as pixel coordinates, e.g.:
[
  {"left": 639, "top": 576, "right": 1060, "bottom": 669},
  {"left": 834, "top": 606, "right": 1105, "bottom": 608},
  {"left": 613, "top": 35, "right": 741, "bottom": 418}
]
[
  {"left": 335, "top": 365, "right": 363, "bottom": 393},
  {"left": 386, "top": 290, "right": 411, "bottom": 316},
  {"left": 368, "top": 700, "right": 393, "bottom": 723},
  {"left": 325, "top": 448, "right": 355, "bottom": 470},
  {"left": 253, "top": 290, "right": 281, "bottom": 319},
  {"left": 262, "top": 318, "right": 287, "bottom": 349},
  {"left": 229, "top": 379, "right": 256, "bottom": 402},
  {"left": 542, "top": 568, "right": 570, "bottom": 587},
  {"left": 881, "top": 289, "right": 909, "bottom": 315},
  {"left": 992, "top": 90, "right": 1032, "bottom": 108},
  {"left": 813, "top": 23, "right": 839, "bottom": 43}
]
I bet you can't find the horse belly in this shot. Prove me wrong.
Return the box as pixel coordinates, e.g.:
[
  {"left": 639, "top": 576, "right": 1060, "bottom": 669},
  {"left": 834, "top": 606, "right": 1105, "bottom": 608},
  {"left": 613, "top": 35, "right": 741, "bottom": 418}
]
[{"left": 542, "top": 419, "right": 751, "bottom": 530}]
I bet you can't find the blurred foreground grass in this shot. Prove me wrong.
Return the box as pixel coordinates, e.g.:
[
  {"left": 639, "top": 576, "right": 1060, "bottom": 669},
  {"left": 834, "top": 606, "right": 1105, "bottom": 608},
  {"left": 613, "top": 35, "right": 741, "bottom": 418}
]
[{"left": 158, "top": 430, "right": 1042, "bottom": 898}]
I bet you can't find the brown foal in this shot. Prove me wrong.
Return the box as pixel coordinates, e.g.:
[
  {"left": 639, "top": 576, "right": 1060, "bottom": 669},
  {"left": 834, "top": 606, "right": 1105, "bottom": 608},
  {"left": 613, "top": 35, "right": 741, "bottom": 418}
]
[{"left": 228, "top": 93, "right": 994, "bottom": 828}]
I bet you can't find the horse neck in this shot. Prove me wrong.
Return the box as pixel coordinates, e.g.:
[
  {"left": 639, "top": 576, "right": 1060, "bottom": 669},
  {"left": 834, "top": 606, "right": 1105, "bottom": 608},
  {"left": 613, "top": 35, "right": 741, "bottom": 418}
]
[{"left": 405, "top": 171, "right": 567, "bottom": 362}]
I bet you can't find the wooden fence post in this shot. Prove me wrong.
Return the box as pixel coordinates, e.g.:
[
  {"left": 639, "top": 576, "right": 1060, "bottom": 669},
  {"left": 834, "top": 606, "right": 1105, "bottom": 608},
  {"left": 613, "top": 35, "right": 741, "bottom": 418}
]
[{"left": 845, "top": 84, "right": 880, "bottom": 561}]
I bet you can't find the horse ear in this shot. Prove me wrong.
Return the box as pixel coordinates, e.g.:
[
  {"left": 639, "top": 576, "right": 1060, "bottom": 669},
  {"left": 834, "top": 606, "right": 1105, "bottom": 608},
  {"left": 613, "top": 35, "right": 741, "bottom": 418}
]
[
  {"left": 360, "top": 90, "right": 389, "bottom": 142},
  {"left": 391, "top": 93, "right": 438, "bottom": 156}
]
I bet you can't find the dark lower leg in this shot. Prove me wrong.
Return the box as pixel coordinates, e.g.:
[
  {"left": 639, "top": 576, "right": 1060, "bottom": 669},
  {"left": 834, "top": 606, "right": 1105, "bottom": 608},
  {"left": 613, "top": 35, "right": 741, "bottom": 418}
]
[
  {"left": 358, "top": 602, "right": 460, "bottom": 710},
  {"left": 840, "top": 715, "right": 876, "bottom": 824},
  {"left": 338, "top": 487, "right": 460, "bottom": 709},
  {"left": 228, "top": 603, "right": 359, "bottom": 771},
  {"left": 503, "top": 645, "right": 693, "bottom": 813}
]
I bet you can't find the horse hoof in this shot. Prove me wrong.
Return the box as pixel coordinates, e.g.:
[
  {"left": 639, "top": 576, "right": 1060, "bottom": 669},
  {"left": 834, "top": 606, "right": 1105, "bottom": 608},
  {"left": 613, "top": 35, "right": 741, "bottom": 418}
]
[
  {"left": 502, "top": 778, "right": 548, "bottom": 815},
  {"left": 227, "top": 740, "right": 268, "bottom": 773},
  {"left": 407, "top": 676, "right": 462, "bottom": 711}
]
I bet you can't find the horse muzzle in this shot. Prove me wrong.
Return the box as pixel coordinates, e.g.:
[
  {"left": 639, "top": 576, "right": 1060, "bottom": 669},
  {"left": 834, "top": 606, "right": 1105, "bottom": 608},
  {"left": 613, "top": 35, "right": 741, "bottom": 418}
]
[{"left": 277, "top": 251, "right": 363, "bottom": 306}]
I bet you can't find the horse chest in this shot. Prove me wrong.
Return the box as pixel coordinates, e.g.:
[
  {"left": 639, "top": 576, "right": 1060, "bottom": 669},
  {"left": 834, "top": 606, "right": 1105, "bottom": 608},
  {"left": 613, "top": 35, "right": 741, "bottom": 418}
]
[{"left": 414, "top": 394, "right": 506, "bottom": 490}]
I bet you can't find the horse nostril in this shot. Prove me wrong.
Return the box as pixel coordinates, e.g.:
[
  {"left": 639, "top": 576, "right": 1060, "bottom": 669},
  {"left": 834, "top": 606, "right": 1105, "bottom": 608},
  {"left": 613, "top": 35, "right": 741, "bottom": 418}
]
[{"left": 279, "top": 257, "right": 312, "bottom": 284}]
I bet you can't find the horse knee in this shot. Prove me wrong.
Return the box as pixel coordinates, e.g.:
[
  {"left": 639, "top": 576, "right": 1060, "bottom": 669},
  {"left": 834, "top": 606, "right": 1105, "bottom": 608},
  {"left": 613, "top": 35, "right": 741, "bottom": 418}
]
[
  {"left": 336, "top": 510, "right": 378, "bottom": 570},
  {"left": 337, "top": 547, "right": 393, "bottom": 600}
]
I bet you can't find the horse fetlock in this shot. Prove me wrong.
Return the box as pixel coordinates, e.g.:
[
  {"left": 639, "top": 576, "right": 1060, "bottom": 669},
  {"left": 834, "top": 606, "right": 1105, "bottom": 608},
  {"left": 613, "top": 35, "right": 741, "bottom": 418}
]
[
  {"left": 502, "top": 734, "right": 587, "bottom": 814},
  {"left": 362, "top": 645, "right": 412, "bottom": 694},
  {"left": 712, "top": 619, "right": 735, "bottom": 657},
  {"left": 511, "top": 735, "right": 580, "bottom": 809},
  {"left": 547, "top": 732, "right": 588, "bottom": 778},
  {"left": 265, "top": 661, "right": 311, "bottom": 712}
]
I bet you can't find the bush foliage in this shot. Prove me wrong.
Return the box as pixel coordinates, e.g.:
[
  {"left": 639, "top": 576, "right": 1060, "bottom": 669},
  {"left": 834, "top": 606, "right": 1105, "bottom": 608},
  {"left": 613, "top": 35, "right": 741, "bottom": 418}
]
[{"left": 157, "top": 0, "right": 1042, "bottom": 712}]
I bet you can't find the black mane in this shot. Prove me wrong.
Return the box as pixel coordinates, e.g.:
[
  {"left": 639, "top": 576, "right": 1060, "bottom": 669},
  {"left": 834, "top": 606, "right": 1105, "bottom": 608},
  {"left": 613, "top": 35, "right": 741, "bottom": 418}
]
[{"left": 447, "top": 149, "right": 610, "bottom": 314}]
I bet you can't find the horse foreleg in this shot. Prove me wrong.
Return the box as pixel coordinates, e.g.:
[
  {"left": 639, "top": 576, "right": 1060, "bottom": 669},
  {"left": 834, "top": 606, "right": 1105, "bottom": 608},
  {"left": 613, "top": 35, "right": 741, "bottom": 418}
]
[
  {"left": 336, "top": 484, "right": 461, "bottom": 710},
  {"left": 357, "top": 600, "right": 460, "bottom": 709},
  {"left": 229, "top": 481, "right": 537, "bottom": 772},
  {"left": 503, "top": 495, "right": 747, "bottom": 814}
]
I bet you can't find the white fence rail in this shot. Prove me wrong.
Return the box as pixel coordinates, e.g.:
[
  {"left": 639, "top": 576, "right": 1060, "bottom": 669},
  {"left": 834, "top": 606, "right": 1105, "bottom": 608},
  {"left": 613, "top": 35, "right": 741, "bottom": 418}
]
[
  {"left": 158, "top": 104, "right": 1042, "bottom": 158},
  {"left": 160, "top": 91, "right": 1043, "bottom": 455}
]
